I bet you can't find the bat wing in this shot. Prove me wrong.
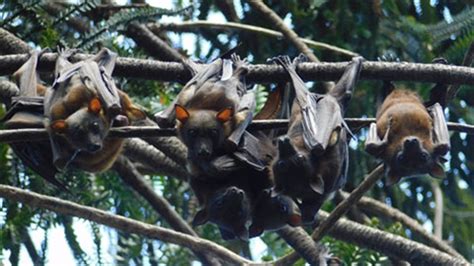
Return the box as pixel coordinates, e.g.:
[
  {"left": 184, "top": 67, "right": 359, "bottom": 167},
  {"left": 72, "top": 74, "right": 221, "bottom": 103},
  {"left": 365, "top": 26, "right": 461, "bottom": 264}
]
[
  {"left": 154, "top": 59, "right": 223, "bottom": 127},
  {"left": 330, "top": 56, "right": 364, "bottom": 109},
  {"left": 428, "top": 103, "right": 450, "bottom": 156},
  {"left": 233, "top": 132, "right": 266, "bottom": 171}
]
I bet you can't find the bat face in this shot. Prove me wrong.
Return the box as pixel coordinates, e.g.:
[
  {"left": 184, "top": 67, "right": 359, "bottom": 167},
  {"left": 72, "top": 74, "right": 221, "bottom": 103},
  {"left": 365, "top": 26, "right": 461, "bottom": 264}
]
[
  {"left": 193, "top": 186, "right": 252, "bottom": 241},
  {"left": 272, "top": 137, "right": 316, "bottom": 195},
  {"left": 250, "top": 189, "right": 302, "bottom": 237},
  {"left": 66, "top": 109, "right": 106, "bottom": 153},
  {"left": 175, "top": 105, "right": 232, "bottom": 161}
]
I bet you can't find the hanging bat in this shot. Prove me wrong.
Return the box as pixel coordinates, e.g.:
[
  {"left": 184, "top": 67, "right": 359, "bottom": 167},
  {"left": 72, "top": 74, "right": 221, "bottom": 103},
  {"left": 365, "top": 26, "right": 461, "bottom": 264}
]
[
  {"left": 190, "top": 132, "right": 276, "bottom": 240},
  {"left": 364, "top": 81, "right": 450, "bottom": 185},
  {"left": 249, "top": 188, "right": 302, "bottom": 238},
  {"left": 43, "top": 48, "right": 146, "bottom": 172},
  {"left": 3, "top": 50, "right": 64, "bottom": 187},
  {"left": 271, "top": 55, "right": 364, "bottom": 223}
]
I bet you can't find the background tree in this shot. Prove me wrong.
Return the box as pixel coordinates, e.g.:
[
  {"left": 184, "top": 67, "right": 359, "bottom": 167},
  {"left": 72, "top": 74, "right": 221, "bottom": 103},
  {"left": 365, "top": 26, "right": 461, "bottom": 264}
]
[{"left": 0, "top": 0, "right": 472, "bottom": 265}]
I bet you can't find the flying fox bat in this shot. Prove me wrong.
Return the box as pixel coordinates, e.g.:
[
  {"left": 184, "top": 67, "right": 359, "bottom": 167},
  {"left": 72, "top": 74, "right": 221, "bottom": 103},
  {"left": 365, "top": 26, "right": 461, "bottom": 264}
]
[
  {"left": 189, "top": 131, "right": 276, "bottom": 240},
  {"left": 271, "top": 55, "right": 364, "bottom": 223},
  {"left": 43, "top": 48, "right": 145, "bottom": 171},
  {"left": 3, "top": 50, "right": 64, "bottom": 187},
  {"left": 365, "top": 81, "right": 450, "bottom": 185},
  {"left": 158, "top": 54, "right": 255, "bottom": 154},
  {"left": 249, "top": 188, "right": 302, "bottom": 238}
]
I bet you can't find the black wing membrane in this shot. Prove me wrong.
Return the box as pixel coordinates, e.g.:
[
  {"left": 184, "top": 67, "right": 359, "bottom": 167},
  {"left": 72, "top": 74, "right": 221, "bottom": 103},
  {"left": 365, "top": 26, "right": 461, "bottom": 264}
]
[{"left": 4, "top": 51, "right": 64, "bottom": 188}]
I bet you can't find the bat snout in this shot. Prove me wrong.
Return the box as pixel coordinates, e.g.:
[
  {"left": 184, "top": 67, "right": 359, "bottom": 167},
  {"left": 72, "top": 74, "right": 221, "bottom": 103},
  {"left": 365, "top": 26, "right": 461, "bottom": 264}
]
[
  {"left": 86, "top": 143, "right": 102, "bottom": 153},
  {"left": 404, "top": 137, "right": 420, "bottom": 150}
]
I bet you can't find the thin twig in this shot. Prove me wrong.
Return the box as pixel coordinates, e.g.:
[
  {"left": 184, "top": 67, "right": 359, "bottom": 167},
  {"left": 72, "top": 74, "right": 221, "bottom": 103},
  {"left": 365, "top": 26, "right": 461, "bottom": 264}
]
[
  {"left": 0, "top": 185, "right": 251, "bottom": 265},
  {"left": 1, "top": 120, "right": 473, "bottom": 143},
  {"left": 152, "top": 21, "right": 358, "bottom": 57},
  {"left": 430, "top": 181, "right": 444, "bottom": 240},
  {"left": 2, "top": 53, "right": 474, "bottom": 84},
  {"left": 447, "top": 41, "right": 474, "bottom": 101}
]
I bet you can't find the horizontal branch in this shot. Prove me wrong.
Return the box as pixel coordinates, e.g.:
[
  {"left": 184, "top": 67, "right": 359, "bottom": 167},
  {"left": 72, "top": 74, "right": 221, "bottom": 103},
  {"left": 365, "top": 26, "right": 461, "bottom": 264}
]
[
  {"left": 321, "top": 211, "right": 469, "bottom": 265},
  {"left": 1, "top": 53, "right": 474, "bottom": 84},
  {"left": 151, "top": 21, "right": 358, "bottom": 57},
  {"left": 1, "top": 119, "right": 472, "bottom": 144},
  {"left": 0, "top": 185, "right": 467, "bottom": 265},
  {"left": 0, "top": 185, "right": 251, "bottom": 265}
]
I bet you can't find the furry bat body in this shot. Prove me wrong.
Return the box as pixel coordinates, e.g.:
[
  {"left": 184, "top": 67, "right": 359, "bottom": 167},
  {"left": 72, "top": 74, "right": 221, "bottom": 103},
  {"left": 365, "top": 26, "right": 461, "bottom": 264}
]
[
  {"left": 43, "top": 48, "right": 145, "bottom": 172},
  {"left": 365, "top": 82, "right": 450, "bottom": 185},
  {"left": 3, "top": 49, "right": 145, "bottom": 187},
  {"left": 272, "top": 55, "right": 363, "bottom": 223}
]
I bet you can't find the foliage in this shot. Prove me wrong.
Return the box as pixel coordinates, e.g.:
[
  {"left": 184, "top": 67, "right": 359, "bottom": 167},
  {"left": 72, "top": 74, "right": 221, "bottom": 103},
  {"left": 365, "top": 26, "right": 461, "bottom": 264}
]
[{"left": 0, "top": 0, "right": 473, "bottom": 265}]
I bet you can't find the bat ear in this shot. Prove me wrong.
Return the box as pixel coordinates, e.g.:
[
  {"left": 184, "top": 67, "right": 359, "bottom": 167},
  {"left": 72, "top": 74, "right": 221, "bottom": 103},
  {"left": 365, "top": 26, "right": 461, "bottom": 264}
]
[
  {"left": 192, "top": 209, "right": 209, "bottom": 226},
  {"left": 50, "top": 120, "right": 68, "bottom": 134},
  {"left": 309, "top": 176, "right": 325, "bottom": 195},
  {"left": 287, "top": 214, "right": 303, "bottom": 227},
  {"left": 249, "top": 225, "right": 263, "bottom": 238},
  {"left": 125, "top": 106, "right": 146, "bottom": 121},
  {"left": 216, "top": 107, "right": 233, "bottom": 123},
  {"left": 88, "top": 98, "right": 102, "bottom": 114},
  {"left": 175, "top": 104, "right": 190, "bottom": 124},
  {"left": 429, "top": 161, "right": 446, "bottom": 178},
  {"left": 385, "top": 166, "right": 401, "bottom": 186}
]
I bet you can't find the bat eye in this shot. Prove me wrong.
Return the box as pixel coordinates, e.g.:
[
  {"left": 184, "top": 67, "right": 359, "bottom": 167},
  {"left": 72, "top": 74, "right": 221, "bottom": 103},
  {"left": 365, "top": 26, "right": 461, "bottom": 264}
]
[
  {"left": 421, "top": 152, "right": 429, "bottom": 162},
  {"left": 188, "top": 129, "right": 197, "bottom": 136},
  {"left": 296, "top": 154, "right": 305, "bottom": 162},
  {"left": 210, "top": 129, "right": 218, "bottom": 137},
  {"left": 277, "top": 160, "right": 287, "bottom": 171},
  {"left": 280, "top": 204, "right": 288, "bottom": 213},
  {"left": 90, "top": 122, "right": 100, "bottom": 133}
]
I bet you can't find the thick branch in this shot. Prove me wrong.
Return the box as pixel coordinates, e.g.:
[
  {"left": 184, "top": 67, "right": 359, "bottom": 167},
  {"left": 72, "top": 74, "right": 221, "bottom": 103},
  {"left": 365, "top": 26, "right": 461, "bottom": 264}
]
[
  {"left": 0, "top": 185, "right": 250, "bottom": 265},
  {"left": 1, "top": 53, "right": 474, "bottom": 84},
  {"left": 339, "top": 191, "right": 465, "bottom": 260},
  {"left": 123, "top": 138, "right": 188, "bottom": 180},
  {"left": 112, "top": 156, "right": 219, "bottom": 265},
  {"left": 1, "top": 120, "right": 473, "bottom": 143},
  {"left": 151, "top": 21, "right": 358, "bottom": 57},
  {"left": 275, "top": 226, "right": 328, "bottom": 265},
  {"left": 0, "top": 28, "right": 31, "bottom": 54},
  {"left": 126, "top": 23, "right": 185, "bottom": 62},
  {"left": 321, "top": 211, "right": 468, "bottom": 265}
]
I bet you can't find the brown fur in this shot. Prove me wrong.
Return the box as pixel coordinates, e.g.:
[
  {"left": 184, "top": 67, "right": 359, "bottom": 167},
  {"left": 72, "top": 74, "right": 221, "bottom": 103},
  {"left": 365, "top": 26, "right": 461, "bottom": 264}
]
[{"left": 376, "top": 89, "right": 434, "bottom": 161}]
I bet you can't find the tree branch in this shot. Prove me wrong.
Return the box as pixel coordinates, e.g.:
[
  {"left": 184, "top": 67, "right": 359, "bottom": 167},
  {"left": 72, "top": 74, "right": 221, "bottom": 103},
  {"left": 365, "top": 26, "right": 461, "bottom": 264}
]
[
  {"left": 151, "top": 21, "right": 358, "bottom": 57},
  {"left": 320, "top": 211, "right": 469, "bottom": 265},
  {"left": 123, "top": 138, "right": 188, "bottom": 180},
  {"left": 246, "top": 0, "right": 320, "bottom": 63},
  {"left": 0, "top": 28, "right": 31, "bottom": 54},
  {"left": 275, "top": 164, "right": 384, "bottom": 264},
  {"left": 112, "top": 156, "right": 219, "bottom": 265},
  {"left": 126, "top": 23, "right": 185, "bottom": 62},
  {"left": 2, "top": 53, "right": 474, "bottom": 84},
  {"left": 275, "top": 226, "right": 328, "bottom": 265},
  {"left": 339, "top": 191, "right": 465, "bottom": 260},
  {"left": 1, "top": 119, "right": 473, "bottom": 143},
  {"left": 0, "top": 184, "right": 251, "bottom": 265}
]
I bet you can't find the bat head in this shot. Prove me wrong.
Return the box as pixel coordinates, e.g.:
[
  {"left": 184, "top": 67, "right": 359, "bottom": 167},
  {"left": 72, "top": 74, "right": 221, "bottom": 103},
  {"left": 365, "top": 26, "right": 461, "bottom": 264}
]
[
  {"left": 272, "top": 137, "right": 319, "bottom": 194},
  {"left": 49, "top": 98, "right": 108, "bottom": 153},
  {"left": 192, "top": 186, "right": 251, "bottom": 241},
  {"left": 250, "top": 189, "right": 302, "bottom": 237},
  {"left": 175, "top": 104, "right": 233, "bottom": 161},
  {"left": 386, "top": 136, "right": 446, "bottom": 185}
]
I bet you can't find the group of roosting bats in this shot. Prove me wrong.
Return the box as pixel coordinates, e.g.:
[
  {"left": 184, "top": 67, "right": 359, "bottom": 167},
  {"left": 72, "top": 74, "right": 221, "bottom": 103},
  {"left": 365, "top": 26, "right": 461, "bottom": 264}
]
[{"left": 3, "top": 49, "right": 450, "bottom": 240}]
